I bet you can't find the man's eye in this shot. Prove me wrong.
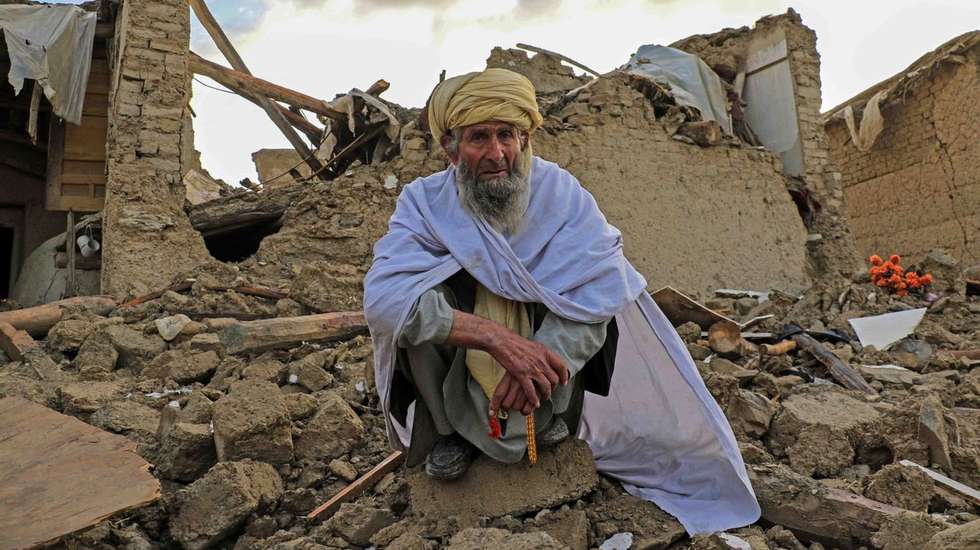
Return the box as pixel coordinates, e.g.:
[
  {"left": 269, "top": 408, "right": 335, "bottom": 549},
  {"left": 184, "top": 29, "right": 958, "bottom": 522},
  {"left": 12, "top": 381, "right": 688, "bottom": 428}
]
[{"left": 498, "top": 131, "right": 514, "bottom": 140}]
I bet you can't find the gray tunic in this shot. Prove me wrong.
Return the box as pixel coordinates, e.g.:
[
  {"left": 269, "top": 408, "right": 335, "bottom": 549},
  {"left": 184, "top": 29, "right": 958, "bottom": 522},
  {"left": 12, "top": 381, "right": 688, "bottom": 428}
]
[{"left": 396, "top": 284, "right": 609, "bottom": 463}]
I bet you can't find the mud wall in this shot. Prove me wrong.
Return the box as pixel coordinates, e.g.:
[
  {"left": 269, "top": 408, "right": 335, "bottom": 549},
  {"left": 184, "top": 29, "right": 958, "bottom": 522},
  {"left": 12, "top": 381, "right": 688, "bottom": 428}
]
[
  {"left": 674, "top": 10, "right": 860, "bottom": 277},
  {"left": 101, "top": 0, "right": 212, "bottom": 298},
  {"left": 533, "top": 76, "right": 810, "bottom": 296},
  {"left": 239, "top": 75, "right": 810, "bottom": 306},
  {"left": 826, "top": 49, "right": 980, "bottom": 263}
]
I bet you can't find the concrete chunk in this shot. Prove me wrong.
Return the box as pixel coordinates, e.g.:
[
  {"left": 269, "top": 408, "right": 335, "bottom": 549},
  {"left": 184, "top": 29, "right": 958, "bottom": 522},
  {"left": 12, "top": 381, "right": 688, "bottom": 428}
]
[
  {"left": 409, "top": 438, "right": 598, "bottom": 521},
  {"left": 156, "top": 423, "right": 216, "bottom": 482},
  {"left": 170, "top": 461, "right": 283, "bottom": 550},
  {"left": 212, "top": 380, "right": 293, "bottom": 464},
  {"left": 293, "top": 391, "right": 364, "bottom": 460},
  {"left": 918, "top": 395, "right": 953, "bottom": 471}
]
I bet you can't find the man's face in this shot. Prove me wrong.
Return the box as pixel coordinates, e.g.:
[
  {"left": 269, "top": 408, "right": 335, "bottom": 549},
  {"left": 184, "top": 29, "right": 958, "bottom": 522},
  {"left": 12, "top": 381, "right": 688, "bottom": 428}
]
[{"left": 447, "top": 121, "right": 526, "bottom": 179}]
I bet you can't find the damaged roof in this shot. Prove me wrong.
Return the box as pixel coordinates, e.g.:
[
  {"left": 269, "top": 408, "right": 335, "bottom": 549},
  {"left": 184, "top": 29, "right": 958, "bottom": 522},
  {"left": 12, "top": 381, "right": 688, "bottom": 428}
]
[{"left": 823, "top": 30, "right": 980, "bottom": 123}]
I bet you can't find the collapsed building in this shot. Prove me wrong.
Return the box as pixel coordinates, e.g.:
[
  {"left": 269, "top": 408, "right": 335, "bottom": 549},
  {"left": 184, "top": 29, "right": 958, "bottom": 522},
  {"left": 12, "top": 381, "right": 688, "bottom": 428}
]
[
  {"left": 824, "top": 31, "right": 980, "bottom": 264},
  {"left": 1, "top": 1, "right": 979, "bottom": 549}
]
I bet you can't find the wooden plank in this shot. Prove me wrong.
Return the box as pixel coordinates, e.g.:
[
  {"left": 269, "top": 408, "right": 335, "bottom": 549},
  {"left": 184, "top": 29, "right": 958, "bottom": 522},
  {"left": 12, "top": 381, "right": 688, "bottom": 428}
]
[
  {"left": 85, "top": 59, "right": 111, "bottom": 95},
  {"left": 0, "top": 296, "right": 116, "bottom": 337},
  {"left": 50, "top": 195, "right": 105, "bottom": 213},
  {"left": 307, "top": 451, "right": 404, "bottom": 520},
  {"left": 64, "top": 127, "right": 108, "bottom": 162},
  {"left": 0, "top": 397, "right": 160, "bottom": 549},
  {"left": 46, "top": 116, "right": 67, "bottom": 211},
  {"left": 0, "top": 322, "right": 40, "bottom": 361},
  {"left": 899, "top": 460, "right": 980, "bottom": 506},
  {"left": 651, "top": 286, "right": 739, "bottom": 330},
  {"left": 62, "top": 172, "right": 107, "bottom": 185},
  {"left": 188, "top": 0, "right": 324, "bottom": 174},
  {"left": 81, "top": 93, "right": 110, "bottom": 117},
  {"left": 218, "top": 311, "right": 368, "bottom": 354}
]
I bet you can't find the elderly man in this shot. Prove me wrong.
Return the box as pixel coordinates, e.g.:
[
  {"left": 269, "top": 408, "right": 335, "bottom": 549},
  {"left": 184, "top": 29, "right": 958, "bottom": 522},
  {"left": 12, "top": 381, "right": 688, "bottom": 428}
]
[{"left": 364, "top": 68, "right": 759, "bottom": 535}]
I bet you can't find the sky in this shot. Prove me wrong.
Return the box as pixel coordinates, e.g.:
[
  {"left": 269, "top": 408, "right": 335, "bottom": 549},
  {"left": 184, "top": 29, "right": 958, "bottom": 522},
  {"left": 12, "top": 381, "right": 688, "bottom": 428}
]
[{"left": 64, "top": 0, "right": 980, "bottom": 184}]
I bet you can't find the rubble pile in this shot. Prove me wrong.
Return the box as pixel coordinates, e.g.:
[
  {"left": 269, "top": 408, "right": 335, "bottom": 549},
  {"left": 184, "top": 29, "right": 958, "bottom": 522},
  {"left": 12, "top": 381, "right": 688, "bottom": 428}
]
[{"left": 1, "top": 249, "right": 978, "bottom": 550}]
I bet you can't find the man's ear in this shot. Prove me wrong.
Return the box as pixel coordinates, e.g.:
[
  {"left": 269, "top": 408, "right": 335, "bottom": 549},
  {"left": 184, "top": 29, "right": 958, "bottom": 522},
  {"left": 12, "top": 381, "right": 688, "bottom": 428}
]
[
  {"left": 440, "top": 134, "right": 459, "bottom": 164},
  {"left": 521, "top": 131, "right": 530, "bottom": 151}
]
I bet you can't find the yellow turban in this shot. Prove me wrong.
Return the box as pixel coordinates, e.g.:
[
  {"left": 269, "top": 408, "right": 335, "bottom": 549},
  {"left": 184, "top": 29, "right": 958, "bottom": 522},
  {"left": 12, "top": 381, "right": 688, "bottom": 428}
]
[{"left": 427, "top": 68, "right": 543, "bottom": 170}]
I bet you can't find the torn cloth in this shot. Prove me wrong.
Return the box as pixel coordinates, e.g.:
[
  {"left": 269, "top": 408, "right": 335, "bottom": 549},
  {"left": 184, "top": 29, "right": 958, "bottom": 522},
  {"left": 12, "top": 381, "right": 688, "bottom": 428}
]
[
  {"left": 364, "top": 156, "right": 760, "bottom": 534},
  {"left": 0, "top": 5, "right": 97, "bottom": 125}
]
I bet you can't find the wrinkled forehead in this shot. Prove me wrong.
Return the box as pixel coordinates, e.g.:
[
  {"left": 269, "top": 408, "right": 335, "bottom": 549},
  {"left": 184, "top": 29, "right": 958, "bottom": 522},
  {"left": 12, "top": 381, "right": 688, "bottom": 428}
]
[{"left": 458, "top": 121, "right": 522, "bottom": 137}]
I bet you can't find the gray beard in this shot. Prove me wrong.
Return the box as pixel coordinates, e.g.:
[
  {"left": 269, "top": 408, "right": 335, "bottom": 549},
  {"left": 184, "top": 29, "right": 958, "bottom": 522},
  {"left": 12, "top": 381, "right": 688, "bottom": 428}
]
[{"left": 455, "top": 157, "right": 529, "bottom": 235}]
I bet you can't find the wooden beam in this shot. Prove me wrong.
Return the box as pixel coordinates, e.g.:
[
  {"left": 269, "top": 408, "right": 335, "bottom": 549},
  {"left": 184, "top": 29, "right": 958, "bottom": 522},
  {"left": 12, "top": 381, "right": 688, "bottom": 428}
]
[
  {"left": 0, "top": 322, "right": 40, "bottom": 361},
  {"left": 0, "top": 296, "right": 116, "bottom": 337},
  {"left": 307, "top": 451, "right": 404, "bottom": 520},
  {"left": 218, "top": 311, "right": 368, "bottom": 354},
  {"left": 187, "top": 0, "right": 325, "bottom": 175},
  {"left": 791, "top": 332, "right": 877, "bottom": 394},
  {"left": 189, "top": 53, "right": 346, "bottom": 125}
]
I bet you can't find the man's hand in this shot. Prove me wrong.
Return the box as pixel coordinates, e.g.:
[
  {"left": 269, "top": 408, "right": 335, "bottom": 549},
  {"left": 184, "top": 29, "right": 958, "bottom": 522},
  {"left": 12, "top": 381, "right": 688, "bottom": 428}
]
[
  {"left": 445, "top": 309, "right": 569, "bottom": 414},
  {"left": 486, "top": 329, "right": 568, "bottom": 410}
]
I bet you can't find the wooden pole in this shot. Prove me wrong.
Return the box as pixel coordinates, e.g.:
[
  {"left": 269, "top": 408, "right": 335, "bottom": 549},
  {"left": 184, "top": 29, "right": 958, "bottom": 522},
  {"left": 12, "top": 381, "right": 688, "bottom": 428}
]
[
  {"left": 791, "top": 332, "right": 877, "bottom": 394},
  {"left": 307, "top": 451, "right": 404, "bottom": 520},
  {"left": 187, "top": 0, "right": 326, "bottom": 175},
  {"left": 65, "top": 210, "right": 76, "bottom": 297},
  {"left": 189, "top": 53, "right": 346, "bottom": 125}
]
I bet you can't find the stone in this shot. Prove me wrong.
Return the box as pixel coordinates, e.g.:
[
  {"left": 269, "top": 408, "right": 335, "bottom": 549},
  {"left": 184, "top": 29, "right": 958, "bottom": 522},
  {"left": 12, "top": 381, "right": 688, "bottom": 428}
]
[
  {"left": 156, "top": 423, "right": 216, "bottom": 482},
  {"left": 676, "top": 322, "right": 702, "bottom": 344},
  {"left": 864, "top": 464, "right": 933, "bottom": 512},
  {"left": 872, "top": 511, "right": 949, "bottom": 550},
  {"left": 918, "top": 395, "right": 953, "bottom": 471},
  {"left": 294, "top": 391, "right": 364, "bottom": 459},
  {"left": 925, "top": 519, "right": 980, "bottom": 550},
  {"left": 170, "top": 461, "right": 283, "bottom": 550},
  {"left": 155, "top": 314, "right": 192, "bottom": 341},
  {"left": 859, "top": 365, "right": 921, "bottom": 387},
  {"left": 750, "top": 463, "right": 902, "bottom": 548},
  {"left": 728, "top": 390, "right": 775, "bottom": 438},
  {"left": 590, "top": 494, "right": 685, "bottom": 550},
  {"left": 288, "top": 352, "right": 334, "bottom": 392},
  {"left": 241, "top": 356, "right": 285, "bottom": 383},
  {"left": 104, "top": 325, "right": 167, "bottom": 373},
  {"left": 89, "top": 400, "right": 159, "bottom": 442},
  {"left": 281, "top": 488, "right": 319, "bottom": 514},
  {"left": 709, "top": 357, "right": 757, "bottom": 381},
  {"left": 767, "top": 387, "right": 881, "bottom": 477},
  {"left": 59, "top": 381, "right": 126, "bottom": 415},
  {"left": 47, "top": 319, "right": 98, "bottom": 352},
  {"left": 328, "top": 458, "right": 358, "bottom": 482},
  {"left": 180, "top": 391, "right": 214, "bottom": 424},
  {"left": 409, "top": 438, "right": 598, "bottom": 521},
  {"left": 687, "top": 343, "right": 712, "bottom": 361},
  {"left": 212, "top": 380, "right": 294, "bottom": 464},
  {"left": 143, "top": 350, "right": 220, "bottom": 385},
  {"left": 74, "top": 332, "right": 119, "bottom": 374},
  {"left": 327, "top": 503, "right": 396, "bottom": 546},
  {"left": 447, "top": 528, "right": 567, "bottom": 550},
  {"left": 534, "top": 508, "right": 590, "bottom": 550},
  {"left": 676, "top": 120, "right": 723, "bottom": 147},
  {"left": 284, "top": 393, "right": 318, "bottom": 420},
  {"left": 189, "top": 333, "right": 224, "bottom": 354}
]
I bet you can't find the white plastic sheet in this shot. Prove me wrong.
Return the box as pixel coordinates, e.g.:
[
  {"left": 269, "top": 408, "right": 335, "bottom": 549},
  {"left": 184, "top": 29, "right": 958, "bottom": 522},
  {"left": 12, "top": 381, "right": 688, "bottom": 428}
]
[
  {"left": 0, "top": 5, "right": 97, "bottom": 125},
  {"left": 625, "top": 45, "right": 732, "bottom": 135},
  {"left": 848, "top": 308, "right": 927, "bottom": 351}
]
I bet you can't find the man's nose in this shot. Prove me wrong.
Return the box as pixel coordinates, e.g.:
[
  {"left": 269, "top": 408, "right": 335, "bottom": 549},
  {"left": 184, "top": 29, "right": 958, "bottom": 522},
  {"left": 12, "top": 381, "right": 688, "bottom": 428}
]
[{"left": 484, "top": 136, "right": 505, "bottom": 162}]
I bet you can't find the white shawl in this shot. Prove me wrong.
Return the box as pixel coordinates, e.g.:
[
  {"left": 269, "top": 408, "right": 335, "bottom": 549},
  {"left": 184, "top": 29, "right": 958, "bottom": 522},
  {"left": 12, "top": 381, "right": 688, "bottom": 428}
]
[{"left": 364, "top": 157, "right": 760, "bottom": 534}]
